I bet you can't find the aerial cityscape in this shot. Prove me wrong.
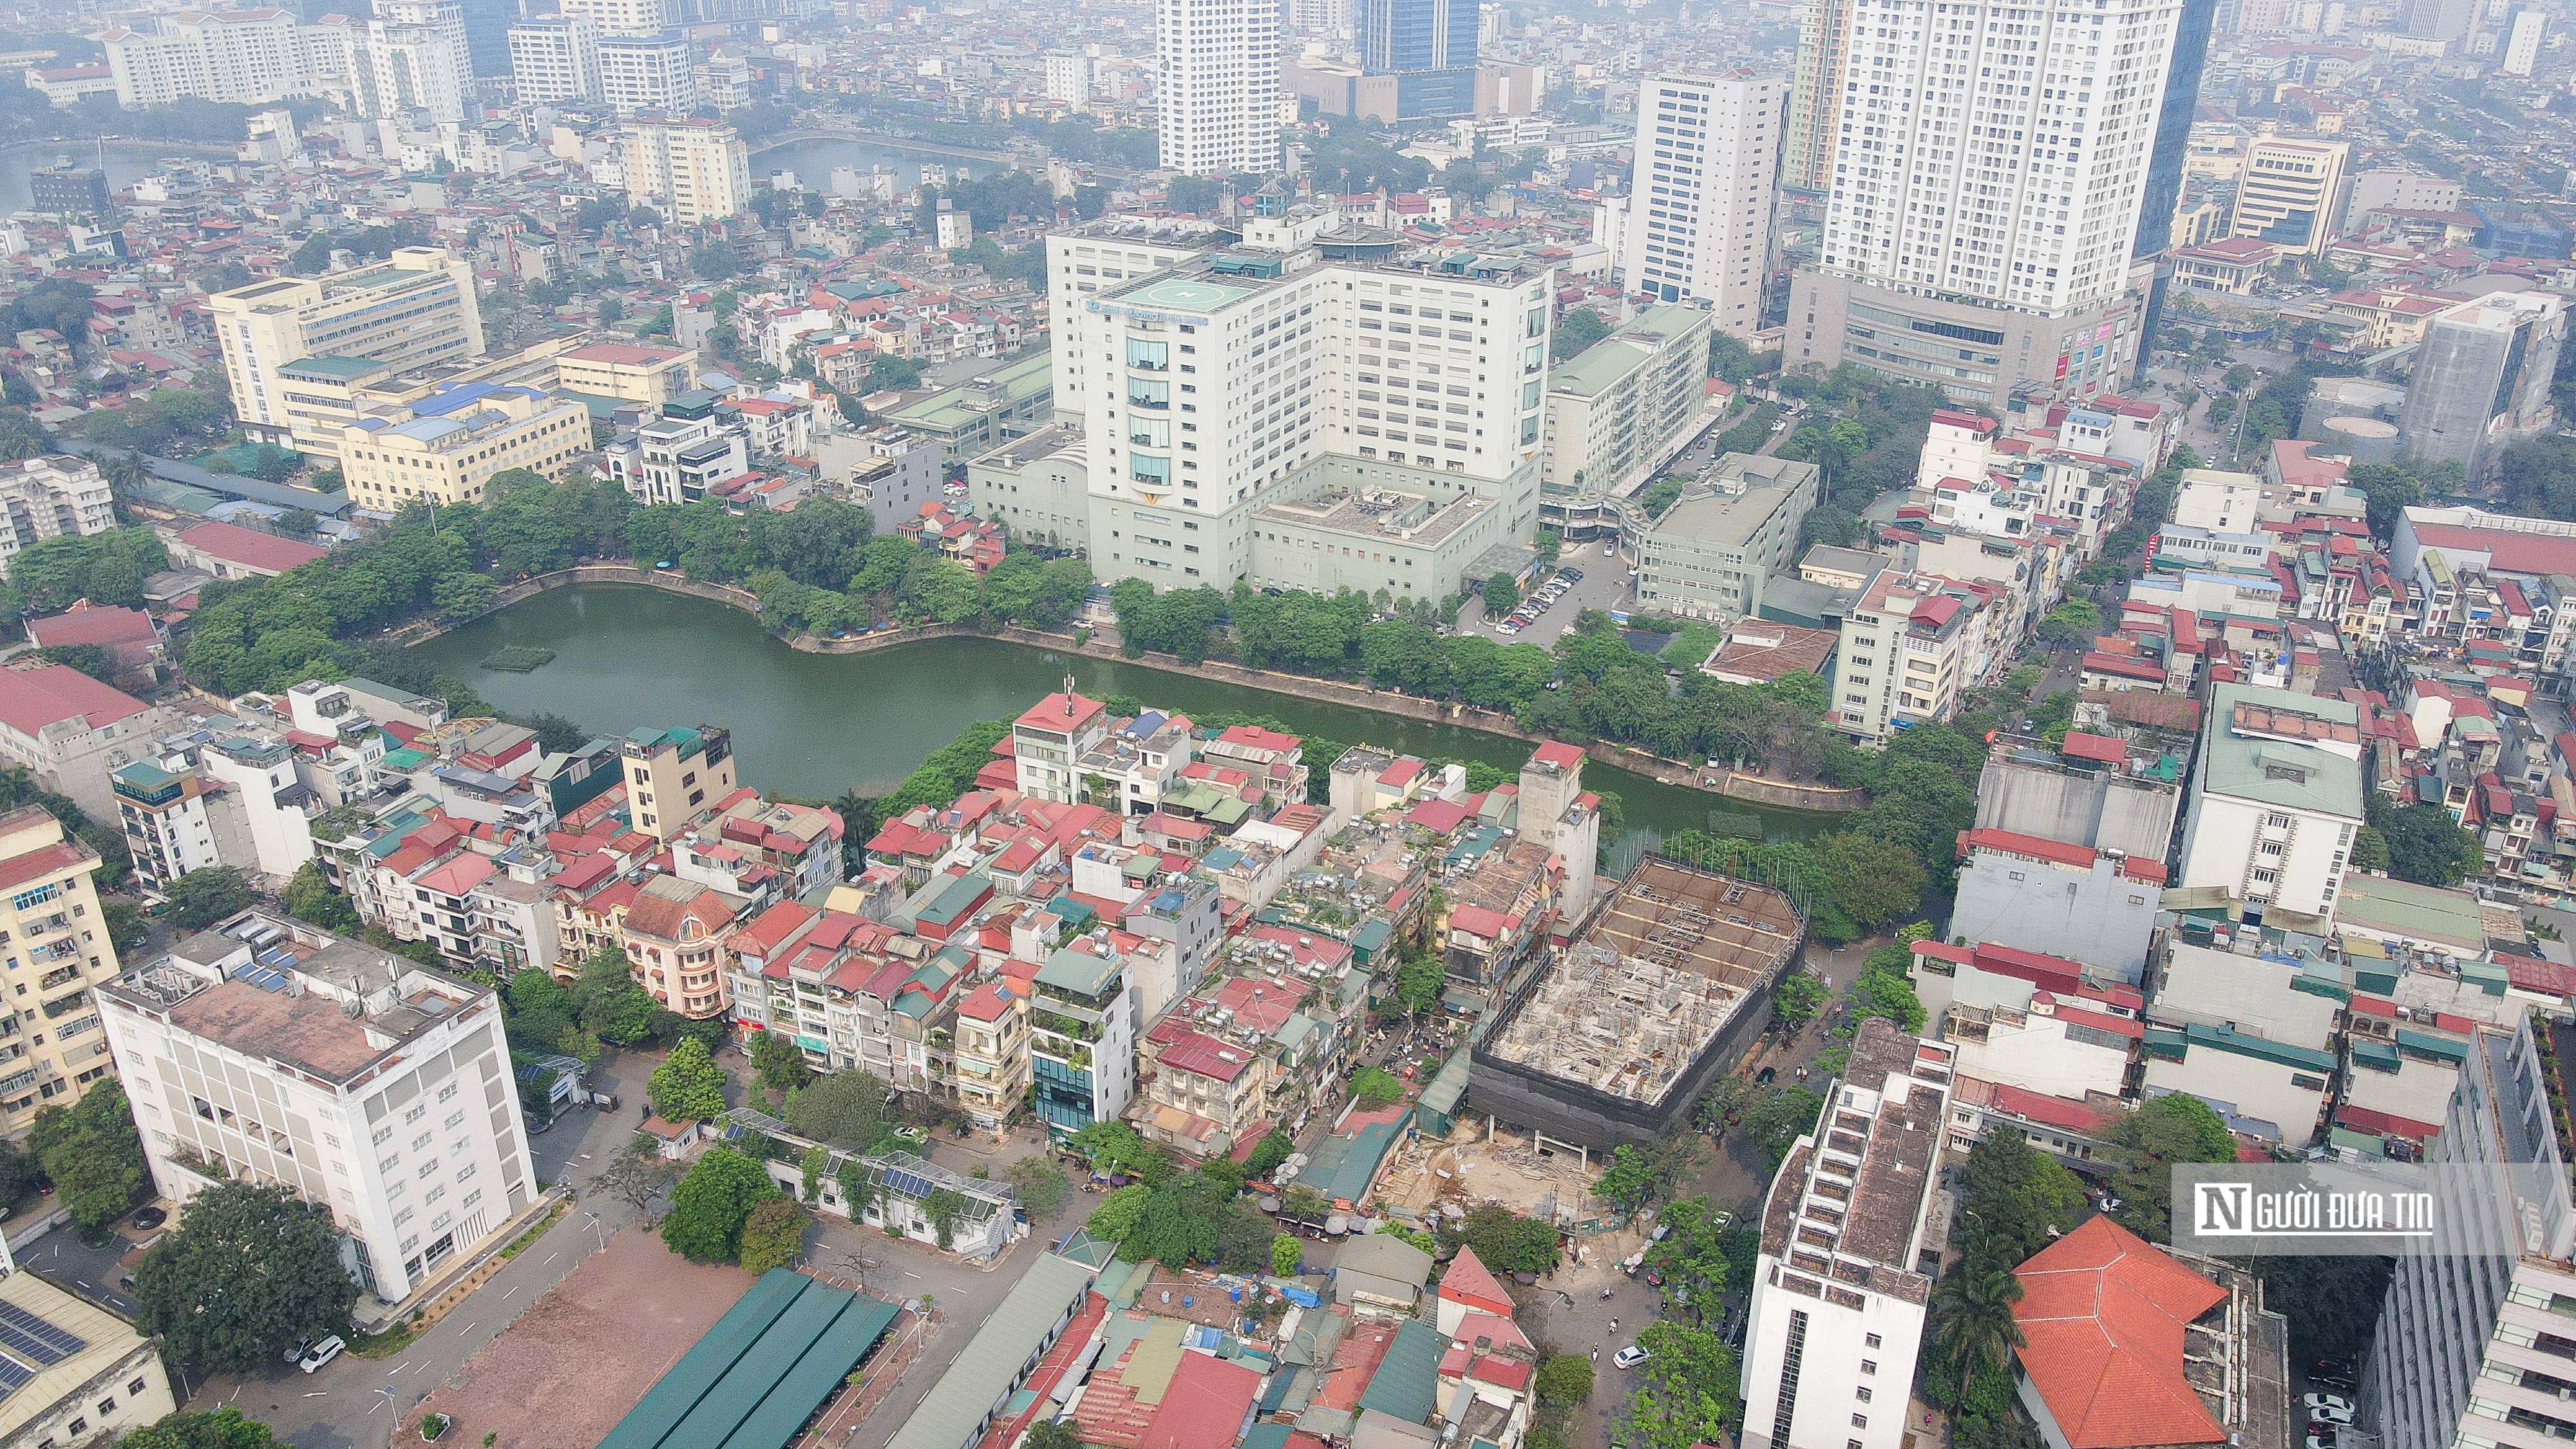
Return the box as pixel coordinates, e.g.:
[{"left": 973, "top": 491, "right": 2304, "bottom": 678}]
[{"left": 0, "top": 0, "right": 2564, "bottom": 1443}]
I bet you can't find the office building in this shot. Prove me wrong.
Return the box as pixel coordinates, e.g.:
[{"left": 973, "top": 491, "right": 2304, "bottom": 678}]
[
  {"left": 2175, "top": 683, "right": 2365, "bottom": 920},
  {"left": 211, "top": 249, "right": 485, "bottom": 450},
  {"left": 620, "top": 725, "right": 737, "bottom": 840},
  {"left": 559, "top": 0, "right": 677, "bottom": 36},
  {"left": 1052, "top": 227, "right": 1553, "bottom": 596},
  {"left": 1783, "top": 0, "right": 2187, "bottom": 404},
  {"left": 2228, "top": 137, "right": 2351, "bottom": 255},
  {"left": 102, "top": 8, "right": 349, "bottom": 108},
  {"left": 1617, "top": 73, "right": 1783, "bottom": 335},
  {"left": 26, "top": 166, "right": 109, "bottom": 217},
  {"left": 620, "top": 118, "right": 750, "bottom": 223},
  {"left": 0, "top": 663, "right": 176, "bottom": 825},
  {"left": 1782, "top": 0, "right": 1852, "bottom": 194},
  {"left": 0, "top": 808, "right": 122, "bottom": 1134},
  {"left": 1354, "top": 0, "right": 1478, "bottom": 118},
  {"left": 2503, "top": 8, "right": 2545, "bottom": 73},
  {"left": 1045, "top": 51, "right": 1094, "bottom": 109},
  {"left": 608, "top": 413, "right": 751, "bottom": 504},
  {"left": 598, "top": 32, "right": 694, "bottom": 115},
  {"left": 2398, "top": 290, "right": 2569, "bottom": 482},
  {"left": 554, "top": 340, "right": 696, "bottom": 404},
  {"left": 1540, "top": 303, "right": 1716, "bottom": 523},
  {"left": 1633, "top": 453, "right": 1819, "bottom": 622},
  {"left": 1741, "top": 1021, "right": 1953, "bottom": 1449},
  {"left": 340, "top": 383, "right": 593, "bottom": 510},
  {"left": 1157, "top": 0, "right": 1282, "bottom": 175},
  {"left": 508, "top": 15, "right": 601, "bottom": 103},
  {"left": 96, "top": 912, "right": 538, "bottom": 1304},
  {"left": 0, "top": 457, "right": 117, "bottom": 578},
  {"left": 2362, "top": 1015, "right": 2576, "bottom": 1449},
  {"left": 343, "top": 0, "right": 475, "bottom": 123}
]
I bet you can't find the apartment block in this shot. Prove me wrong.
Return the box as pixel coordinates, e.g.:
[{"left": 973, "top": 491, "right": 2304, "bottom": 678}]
[
  {"left": 2175, "top": 683, "right": 2365, "bottom": 919},
  {"left": 507, "top": 14, "right": 601, "bottom": 102},
  {"left": 1157, "top": 0, "right": 1281, "bottom": 175},
  {"left": 1617, "top": 74, "right": 1782, "bottom": 336},
  {"left": 0, "top": 457, "right": 118, "bottom": 577},
  {"left": 952, "top": 981, "right": 1030, "bottom": 1131},
  {"left": 211, "top": 249, "right": 486, "bottom": 449},
  {"left": 0, "top": 663, "right": 175, "bottom": 824},
  {"left": 340, "top": 383, "right": 591, "bottom": 510},
  {"left": 1741, "top": 1022, "right": 1952, "bottom": 1449},
  {"left": 341, "top": 0, "right": 475, "bottom": 124},
  {"left": 558, "top": 0, "right": 677, "bottom": 37},
  {"left": 102, "top": 8, "right": 349, "bottom": 109},
  {"left": 598, "top": 33, "right": 694, "bottom": 115},
  {"left": 1830, "top": 571, "right": 2007, "bottom": 741},
  {"left": 620, "top": 725, "right": 737, "bottom": 840},
  {"left": 96, "top": 913, "right": 536, "bottom": 1305},
  {"left": 0, "top": 808, "right": 122, "bottom": 1133},
  {"left": 620, "top": 118, "right": 750, "bottom": 224},
  {"left": 1784, "top": 0, "right": 2186, "bottom": 401}
]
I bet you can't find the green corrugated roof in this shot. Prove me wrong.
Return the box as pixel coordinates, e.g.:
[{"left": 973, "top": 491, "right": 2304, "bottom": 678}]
[
  {"left": 1301, "top": 1117, "right": 1401, "bottom": 1204},
  {"left": 598, "top": 1269, "right": 806, "bottom": 1449},
  {"left": 1356, "top": 1320, "right": 1446, "bottom": 1425},
  {"left": 1037, "top": 945, "right": 1122, "bottom": 995},
  {"left": 664, "top": 1280, "right": 851, "bottom": 1445},
  {"left": 2335, "top": 874, "right": 2488, "bottom": 953},
  {"left": 2397, "top": 1028, "right": 2469, "bottom": 1063},
  {"left": 2175, "top": 1020, "right": 2337, "bottom": 1074},
  {"left": 884, "top": 1253, "right": 1099, "bottom": 1449},
  {"left": 2199, "top": 683, "right": 2363, "bottom": 820},
  {"left": 716, "top": 1294, "right": 898, "bottom": 1449},
  {"left": 1546, "top": 338, "right": 1652, "bottom": 398}
]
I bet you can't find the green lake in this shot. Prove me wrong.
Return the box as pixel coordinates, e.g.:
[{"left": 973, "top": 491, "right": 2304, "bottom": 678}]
[{"left": 408, "top": 583, "right": 1826, "bottom": 843}]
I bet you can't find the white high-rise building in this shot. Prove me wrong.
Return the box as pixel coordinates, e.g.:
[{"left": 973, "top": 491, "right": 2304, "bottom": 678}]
[
  {"left": 95, "top": 912, "right": 538, "bottom": 1305},
  {"left": 598, "top": 32, "right": 696, "bottom": 115},
  {"left": 1157, "top": 0, "right": 1281, "bottom": 175},
  {"left": 1619, "top": 73, "right": 1783, "bottom": 338},
  {"left": 509, "top": 15, "right": 601, "bottom": 103},
  {"left": 1045, "top": 50, "right": 1094, "bottom": 109},
  {"left": 345, "top": 0, "right": 475, "bottom": 123},
  {"left": 559, "top": 0, "right": 677, "bottom": 37},
  {"left": 1741, "top": 1020, "right": 1953, "bottom": 1449},
  {"left": 1785, "top": 0, "right": 2185, "bottom": 403},
  {"left": 621, "top": 118, "right": 751, "bottom": 223},
  {"left": 1048, "top": 222, "right": 1554, "bottom": 596},
  {"left": 2502, "top": 7, "right": 2546, "bottom": 72},
  {"left": 102, "top": 8, "right": 350, "bottom": 109}
]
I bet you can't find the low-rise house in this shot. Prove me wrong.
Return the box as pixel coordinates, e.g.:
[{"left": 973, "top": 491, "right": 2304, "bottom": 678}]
[{"left": 2143, "top": 933, "right": 2344, "bottom": 1145}]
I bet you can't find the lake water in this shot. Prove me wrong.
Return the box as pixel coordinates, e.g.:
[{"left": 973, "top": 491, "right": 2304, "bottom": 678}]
[
  {"left": 0, "top": 144, "right": 188, "bottom": 214},
  {"left": 748, "top": 138, "right": 990, "bottom": 196},
  {"left": 406, "top": 583, "right": 1826, "bottom": 843}
]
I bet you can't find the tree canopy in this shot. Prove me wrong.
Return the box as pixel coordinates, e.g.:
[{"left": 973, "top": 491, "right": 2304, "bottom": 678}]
[{"left": 133, "top": 1181, "right": 360, "bottom": 1372}]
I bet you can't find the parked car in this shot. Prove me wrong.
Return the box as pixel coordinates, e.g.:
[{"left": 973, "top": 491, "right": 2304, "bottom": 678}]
[
  {"left": 2306, "top": 1436, "right": 2337, "bottom": 1449},
  {"left": 298, "top": 1336, "right": 345, "bottom": 1374},
  {"left": 2307, "top": 1401, "right": 2354, "bottom": 1425},
  {"left": 1613, "top": 1345, "right": 1651, "bottom": 1370}
]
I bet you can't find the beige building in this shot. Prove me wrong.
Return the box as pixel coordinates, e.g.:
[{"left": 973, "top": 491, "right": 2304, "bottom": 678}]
[
  {"left": 1540, "top": 303, "right": 1714, "bottom": 529},
  {"left": 2230, "top": 137, "right": 2353, "bottom": 256},
  {"left": 554, "top": 339, "right": 696, "bottom": 404},
  {"left": 620, "top": 118, "right": 750, "bottom": 225},
  {"left": 0, "top": 457, "right": 117, "bottom": 577},
  {"left": 211, "top": 247, "right": 486, "bottom": 449},
  {"left": 0, "top": 807, "right": 124, "bottom": 1133},
  {"left": 339, "top": 383, "right": 591, "bottom": 510},
  {"left": 619, "top": 724, "right": 736, "bottom": 840},
  {"left": 951, "top": 981, "right": 1030, "bottom": 1132},
  {"left": 0, "top": 1267, "right": 177, "bottom": 1448}
]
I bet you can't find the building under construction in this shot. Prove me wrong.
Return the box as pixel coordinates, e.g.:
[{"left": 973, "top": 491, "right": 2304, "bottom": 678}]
[{"left": 1468, "top": 856, "right": 1806, "bottom": 1156}]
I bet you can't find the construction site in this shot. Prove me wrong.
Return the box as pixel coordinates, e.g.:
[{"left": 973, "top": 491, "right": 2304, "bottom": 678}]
[{"left": 1467, "top": 857, "right": 1804, "bottom": 1157}]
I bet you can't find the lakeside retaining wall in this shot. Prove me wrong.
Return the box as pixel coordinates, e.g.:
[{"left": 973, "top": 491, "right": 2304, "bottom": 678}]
[{"left": 408, "top": 565, "right": 1865, "bottom": 815}]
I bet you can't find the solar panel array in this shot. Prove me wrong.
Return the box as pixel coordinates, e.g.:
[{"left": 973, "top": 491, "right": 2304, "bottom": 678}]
[
  {"left": 0, "top": 1299, "right": 87, "bottom": 1403},
  {"left": 230, "top": 960, "right": 291, "bottom": 992},
  {"left": 0, "top": 1302, "right": 86, "bottom": 1365}
]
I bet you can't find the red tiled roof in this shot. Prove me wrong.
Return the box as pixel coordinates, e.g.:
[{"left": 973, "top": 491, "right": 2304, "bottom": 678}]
[
  {"left": 2059, "top": 731, "right": 2126, "bottom": 765},
  {"left": 1438, "top": 1245, "right": 1515, "bottom": 1316},
  {"left": 1141, "top": 1354, "right": 1262, "bottom": 1449},
  {"left": 2012, "top": 1217, "right": 2230, "bottom": 1449},
  {"left": 0, "top": 661, "right": 148, "bottom": 736},
  {"left": 26, "top": 605, "right": 155, "bottom": 650},
  {"left": 176, "top": 520, "right": 327, "bottom": 574}
]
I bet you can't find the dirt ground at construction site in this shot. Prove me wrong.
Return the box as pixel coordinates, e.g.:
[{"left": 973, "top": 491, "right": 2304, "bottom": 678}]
[{"left": 1376, "top": 1120, "right": 1611, "bottom": 1225}]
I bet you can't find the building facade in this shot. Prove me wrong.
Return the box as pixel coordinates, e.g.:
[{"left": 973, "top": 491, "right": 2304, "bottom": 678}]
[
  {"left": 507, "top": 15, "right": 601, "bottom": 102},
  {"left": 2174, "top": 683, "right": 2364, "bottom": 919},
  {"left": 95, "top": 913, "right": 536, "bottom": 1303},
  {"left": 2227, "top": 137, "right": 2352, "bottom": 255},
  {"left": 211, "top": 249, "right": 486, "bottom": 448},
  {"left": 2398, "top": 290, "right": 2568, "bottom": 482},
  {"left": 597, "top": 32, "right": 694, "bottom": 115},
  {"left": 1618, "top": 74, "right": 1783, "bottom": 336},
  {"left": 1156, "top": 0, "right": 1282, "bottom": 175},
  {"left": 0, "top": 808, "right": 122, "bottom": 1134},
  {"left": 340, "top": 384, "right": 591, "bottom": 509},
  {"left": 1783, "top": 0, "right": 2186, "bottom": 401},
  {"left": 620, "top": 118, "right": 750, "bottom": 223}
]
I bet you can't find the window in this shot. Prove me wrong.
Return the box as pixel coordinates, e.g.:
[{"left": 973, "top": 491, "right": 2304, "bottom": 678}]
[
  {"left": 1865, "top": 1334, "right": 1882, "bottom": 1349},
  {"left": 1861, "top": 1359, "right": 1877, "bottom": 1375}
]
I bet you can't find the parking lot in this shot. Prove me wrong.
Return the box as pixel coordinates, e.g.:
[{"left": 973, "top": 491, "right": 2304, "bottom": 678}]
[{"left": 1462, "top": 542, "right": 1636, "bottom": 640}]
